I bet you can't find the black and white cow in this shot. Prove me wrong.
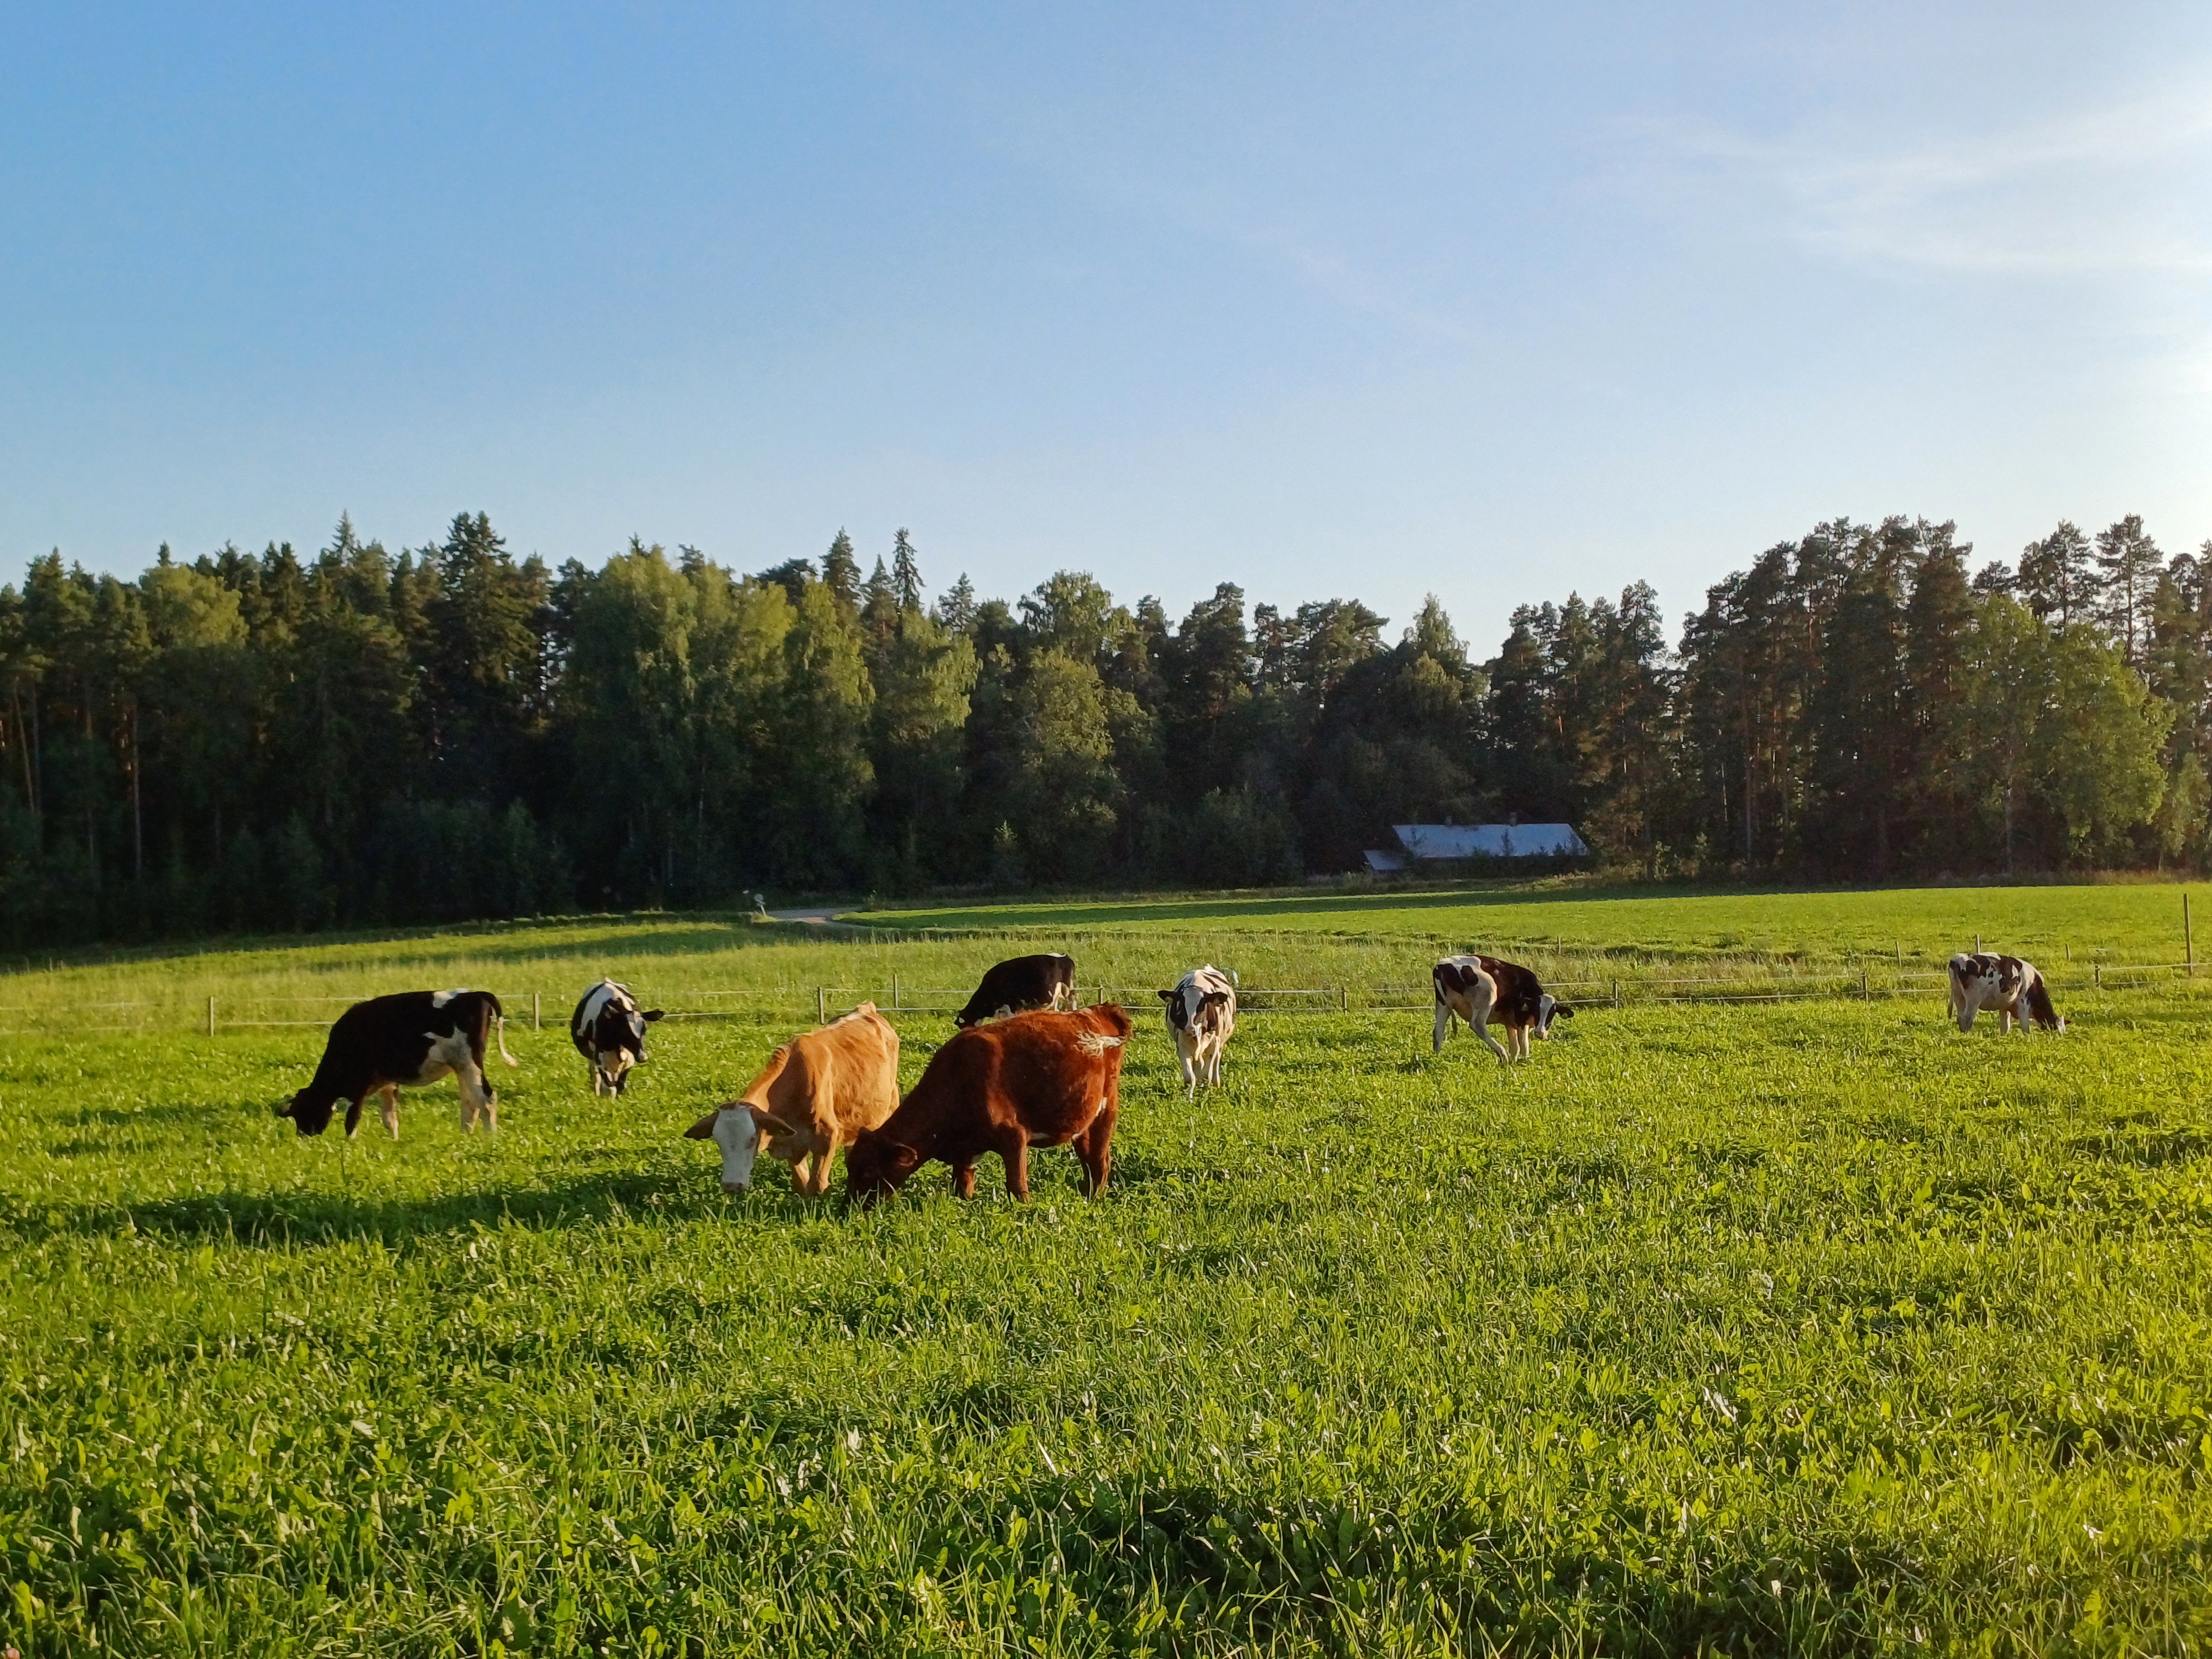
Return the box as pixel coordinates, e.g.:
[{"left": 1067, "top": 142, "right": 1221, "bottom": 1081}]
[
  {"left": 570, "top": 978, "right": 665, "bottom": 1095},
  {"left": 275, "top": 989, "right": 517, "bottom": 1138},
  {"left": 1948, "top": 952, "right": 2064, "bottom": 1034},
  {"left": 952, "top": 953, "right": 1076, "bottom": 1028},
  {"left": 1432, "top": 953, "right": 1569, "bottom": 1062},
  {"left": 1159, "top": 965, "right": 1236, "bottom": 1097}
]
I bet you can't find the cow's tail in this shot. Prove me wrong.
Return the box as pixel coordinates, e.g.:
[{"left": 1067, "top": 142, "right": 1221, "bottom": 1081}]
[
  {"left": 487, "top": 994, "right": 519, "bottom": 1067},
  {"left": 2025, "top": 975, "right": 2064, "bottom": 1033}
]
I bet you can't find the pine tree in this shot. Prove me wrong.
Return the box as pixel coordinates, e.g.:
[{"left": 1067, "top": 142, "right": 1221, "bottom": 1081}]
[
  {"left": 2094, "top": 513, "right": 2162, "bottom": 666},
  {"left": 2018, "top": 521, "right": 2096, "bottom": 629}
]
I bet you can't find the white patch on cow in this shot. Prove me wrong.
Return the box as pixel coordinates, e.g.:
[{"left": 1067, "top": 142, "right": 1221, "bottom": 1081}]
[
  {"left": 1074, "top": 1030, "right": 1125, "bottom": 1055},
  {"left": 576, "top": 979, "right": 625, "bottom": 1031},
  {"left": 413, "top": 1029, "right": 473, "bottom": 1084},
  {"left": 431, "top": 988, "right": 466, "bottom": 1009},
  {"left": 1536, "top": 993, "right": 1558, "bottom": 1036}
]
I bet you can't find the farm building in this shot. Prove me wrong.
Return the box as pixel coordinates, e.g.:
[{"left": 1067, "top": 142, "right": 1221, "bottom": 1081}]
[{"left": 1363, "top": 821, "right": 1590, "bottom": 873}]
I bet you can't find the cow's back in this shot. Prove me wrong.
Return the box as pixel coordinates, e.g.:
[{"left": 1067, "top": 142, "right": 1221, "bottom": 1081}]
[{"left": 770, "top": 1005, "right": 900, "bottom": 1136}]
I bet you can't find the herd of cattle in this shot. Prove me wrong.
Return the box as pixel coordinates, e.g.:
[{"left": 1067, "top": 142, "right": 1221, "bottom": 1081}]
[{"left": 272, "top": 947, "right": 2066, "bottom": 1201}]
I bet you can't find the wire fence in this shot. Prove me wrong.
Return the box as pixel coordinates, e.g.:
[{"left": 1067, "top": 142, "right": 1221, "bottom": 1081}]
[{"left": 1, "top": 958, "right": 2202, "bottom": 1037}]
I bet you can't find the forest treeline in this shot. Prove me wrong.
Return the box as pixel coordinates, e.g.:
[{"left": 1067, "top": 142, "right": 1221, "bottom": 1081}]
[{"left": 0, "top": 510, "right": 2202, "bottom": 945}]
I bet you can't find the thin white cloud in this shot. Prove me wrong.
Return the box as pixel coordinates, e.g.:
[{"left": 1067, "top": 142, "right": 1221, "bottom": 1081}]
[{"left": 1642, "top": 81, "right": 2212, "bottom": 276}]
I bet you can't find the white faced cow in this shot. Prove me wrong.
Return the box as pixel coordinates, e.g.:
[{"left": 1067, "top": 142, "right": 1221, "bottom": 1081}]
[
  {"left": 1159, "top": 966, "right": 1236, "bottom": 1097},
  {"left": 1949, "top": 952, "right": 2064, "bottom": 1034},
  {"left": 684, "top": 1003, "right": 900, "bottom": 1194},
  {"left": 571, "top": 979, "right": 665, "bottom": 1095},
  {"left": 276, "top": 989, "right": 517, "bottom": 1139}
]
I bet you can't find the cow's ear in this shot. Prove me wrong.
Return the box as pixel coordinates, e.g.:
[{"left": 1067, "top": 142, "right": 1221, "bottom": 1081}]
[
  {"left": 641, "top": 1009, "right": 665, "bottom": 1022},
  {"left": 889, "top": 1142, "right": 924, "bottom": 1172},
  {"left": 1157, "top": 988, "right": 1175, "bottom": 1000},
  {"left": 682, "top": 1108, "right": 722, "bottom": 1140},
  {"left": 748, "top": 1105, "right": 798, "bottom": 1138},
  {"left": 1204, "top": 990, "right": 1231, "bottom": 1008}
]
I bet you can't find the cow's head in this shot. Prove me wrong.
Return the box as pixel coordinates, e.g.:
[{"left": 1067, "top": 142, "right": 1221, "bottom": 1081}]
[
  {"left": 683, "top": 1102, "right": 796, "bottom": 1192},
  {"left": 1536, "top": 995, "right": 1573, "bottom": 1037},
  {"left": 1159, "top": 983, "right": 1230, "bottom": 1031},
  {"left": 843, "top": 1130, "right": 924, "bottom": 1203},
  {"left": 275, "top": 1088, "right": 337, "bottom": 1136},
  {"left": 593, "top": 1000, "right": 664, "bottom": 1092}
]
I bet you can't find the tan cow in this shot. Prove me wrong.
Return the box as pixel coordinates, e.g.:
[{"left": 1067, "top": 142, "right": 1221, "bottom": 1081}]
[{"left": 682, "top": 1003, "right": 900, "bottom": 1193}]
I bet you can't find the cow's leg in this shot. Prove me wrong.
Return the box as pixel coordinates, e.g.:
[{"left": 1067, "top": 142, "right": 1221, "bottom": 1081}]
[
  {"left": 1468, "top": 990, "right": 1510, "bottom": 1064},
  {"left": 345, "top": 1091, "right": 369, "bottom": 1139},
  {"left": 995, "top": 1130, "right": 1031, "bottom": 1201},
  {"left": 1078, "top": 1100, "right": 1118, "bottom": 1197},
  {"left": 1433, "top": 1000, "right": 1453, "bottom": 1054},
  {"left": 952, "top": 1161, "right": 978, "bottom": 1199},
  {"left": 456, "top": 1063, "right": 496, "bottom": 1133},
  {"left": 379, "top": 1086, "right": 401, "bottom": 1140}
]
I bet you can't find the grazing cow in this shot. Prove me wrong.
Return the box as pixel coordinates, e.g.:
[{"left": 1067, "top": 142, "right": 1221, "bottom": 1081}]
[
  {"left": 682, "top": 1003, "right": 900, "bottom": 1194},
  {"left": 275, "top": 989, "right": 517, "bottom": 1138},
  {"left": 1159, "top": 965, "right": 1237, "bottom": 1096},
  {"left": 952, "top": 953, "right": 1077, "bottom": 1028},
  {"left": 1949, "top": 952, "right": 2064, "bottom": 1034},
  {"left": 1432, "top": 953, "right": 1570, "bottom": 1061},
  {"left": 570, "top": 978, "right": 665, "bottom": 1096},
  {"left": 846, "top": 1004, "right": 1130, "bottom": 1203}
]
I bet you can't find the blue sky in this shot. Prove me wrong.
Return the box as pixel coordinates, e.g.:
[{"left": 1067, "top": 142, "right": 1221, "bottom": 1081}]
[{"left": 4, "top": 2, "right": 2207, "bottom": 649}]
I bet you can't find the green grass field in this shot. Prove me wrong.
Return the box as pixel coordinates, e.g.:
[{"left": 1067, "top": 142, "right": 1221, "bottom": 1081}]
[{"left": 2, "top": 885, "right": 2209, "bottom": 1655}]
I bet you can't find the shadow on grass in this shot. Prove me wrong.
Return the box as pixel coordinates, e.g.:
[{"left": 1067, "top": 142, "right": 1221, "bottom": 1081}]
[{"left": 0, "top": 1165, "right": 727, "bottom": 1246}]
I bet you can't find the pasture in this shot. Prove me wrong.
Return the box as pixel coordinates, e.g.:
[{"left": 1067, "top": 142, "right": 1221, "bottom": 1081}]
[{"left": 1, "top": 887, "right": 2209, "bottom": 1655}]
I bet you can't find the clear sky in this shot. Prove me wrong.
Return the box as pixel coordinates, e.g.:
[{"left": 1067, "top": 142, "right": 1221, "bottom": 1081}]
[{"left": 4, "top": 2, "right": 2206, "bottom": 650}]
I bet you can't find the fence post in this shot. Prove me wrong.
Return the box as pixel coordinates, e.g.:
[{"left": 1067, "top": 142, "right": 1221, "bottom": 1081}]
[
  {"left": 817, "top": 987, "right": 826, "bottom": 1025},
  {"left": 894, "top": 973, "right": 900, "bottom": 1011},
  {"left": 1340, "top": 986, "right": 1349, "bottom": 1011},
  {"left": 1612, "top": 978, "right": 1620, "bottom": 1010},
  {"left": 1861, "top": 969, "right": 1870, "bottom": 1000},
  {"left": 207, "top": 995, "right": 216, "bottom": 1037},
  {"left": 2186, "top": 893, "right": 2193, "bottom": 977},
  {"left": 2094, "top": 963, "right": 2101, "bottom": 990},
  {"left": 533, "top": 992, "right": 541, "bottom": 1030}
]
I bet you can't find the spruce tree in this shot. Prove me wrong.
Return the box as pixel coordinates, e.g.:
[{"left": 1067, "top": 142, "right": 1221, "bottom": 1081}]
[
  {"left": 821, "top": 530, "right": 861, "bottom": 622},
  {"left": 891, "top": 528, "right": 924, "bottom": 612}
]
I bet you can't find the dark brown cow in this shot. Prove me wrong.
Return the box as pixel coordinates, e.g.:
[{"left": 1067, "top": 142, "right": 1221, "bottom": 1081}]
[
  {"left": 845, "top": 1003, "right": 1130, "bottom": 1203},
  {"left": 952, "top": 953, "right": 1076, "bottom": 1027}
]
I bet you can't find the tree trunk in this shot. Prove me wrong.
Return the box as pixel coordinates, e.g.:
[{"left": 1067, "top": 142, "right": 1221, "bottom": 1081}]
[{"left": 131, "top": 702, "right": 143, "bottom": 883}]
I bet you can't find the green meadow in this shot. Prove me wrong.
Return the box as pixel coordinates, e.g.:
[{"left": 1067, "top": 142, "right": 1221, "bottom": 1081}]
[{"left": 1, "top": 885, "right": 2209, "bottom": 1655}]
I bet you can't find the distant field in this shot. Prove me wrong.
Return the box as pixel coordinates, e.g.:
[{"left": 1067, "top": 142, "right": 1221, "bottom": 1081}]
[
  {"left": 2, "top": 889, "right": 2209, "bottom": 1654},
  {"left": 851, "top": 879, "right": 2205, "bottom": 966}
]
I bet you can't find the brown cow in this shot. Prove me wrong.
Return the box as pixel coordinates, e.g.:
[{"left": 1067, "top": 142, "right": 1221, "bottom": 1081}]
[
  {"left": 844, "top": 1003, "right": 1131, "bottom": 1203},
  {"left": 683, "top": 1003, "right": 900, "bottom": 1193}
]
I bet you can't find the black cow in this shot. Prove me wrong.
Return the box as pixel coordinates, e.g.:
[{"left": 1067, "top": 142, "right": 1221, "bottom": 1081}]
[
  {"left": 570, "top": 978, "right": 665, "bottom": 1095},
  {"left": 276, "top": 989, "right": 517, "bottom": 1138},
  {"left": 952, "top": 953, "right": 1077, "bottom": 1029}
]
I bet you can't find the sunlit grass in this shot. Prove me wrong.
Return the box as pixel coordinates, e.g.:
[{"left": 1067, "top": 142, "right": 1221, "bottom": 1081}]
[{"left": 1, "top": 901, "right": 2208, "bottom": 1653}]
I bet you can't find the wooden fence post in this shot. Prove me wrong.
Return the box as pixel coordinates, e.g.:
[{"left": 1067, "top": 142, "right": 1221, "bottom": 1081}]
[
  {"left": 207, "top": 995, "right": 216, "bottom": 1037},
  {"left": 894, "top": 973, "right": 900, "bottom": 1010},
  {"left": 533, "top": 992, "right": 541, "bottom": 1030},
  {"left": 817, "top": 987, "right": 826, "bottom": 1025},
  {"left": 2185, "top": 892, "right": 2193, "bottom": 977},
  {"left": 2094, "top": 963, "right": 2101, "bottom": 990},
  {"left": 1612, "top": 978, "right": 1620, "bottom": 1010}
]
